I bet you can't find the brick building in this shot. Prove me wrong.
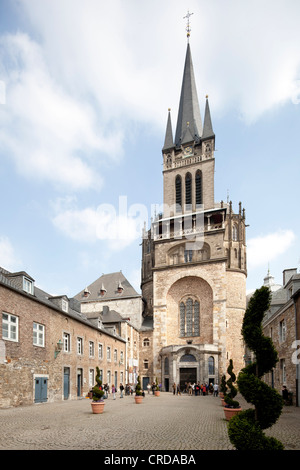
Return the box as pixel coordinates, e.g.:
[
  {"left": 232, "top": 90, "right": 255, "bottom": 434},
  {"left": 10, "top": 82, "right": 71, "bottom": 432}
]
[
  {"left": 0, "top": 267, "right": 126, "bottom": 408},
  {"left": 262, "top": 268, "right": 300, "bottom": 406}
]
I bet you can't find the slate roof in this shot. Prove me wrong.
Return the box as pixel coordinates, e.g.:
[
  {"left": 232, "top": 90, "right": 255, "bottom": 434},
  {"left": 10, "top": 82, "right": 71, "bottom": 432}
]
[
  {"left": 74, "top": 271, "right": 141, "bottom": 302},
  {"left": 174, "top": 43, "right": 202, "bottom": 147}
]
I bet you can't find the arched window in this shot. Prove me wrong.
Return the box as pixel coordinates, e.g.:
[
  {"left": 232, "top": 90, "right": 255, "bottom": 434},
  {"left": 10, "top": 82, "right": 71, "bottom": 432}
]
[
  {"left": 179, "top": 298, "right": 200, "bottom": 337},
  {"left": 164, "top": 357, "right": 169, "bottom": 375},
  {"left": 232, "top": 224, "right": 238, "bottom": 241},
  {"left": 143, "top": 338, "right": 150, "bottom": 347},
  {"left": 195, "top": 171, "right": 202, "bottom": 206},
  {"left": 185, "top": 173, "right": 192, "bottom": 208},
  {"left": 208, "top": 356, "right": 215, "bottom": 375},
  {"left": 175, "top": 175, "right": 182, "bottom": 213},
  {"left": 180, "top": 354, "right": 197, "bottom": 362}
]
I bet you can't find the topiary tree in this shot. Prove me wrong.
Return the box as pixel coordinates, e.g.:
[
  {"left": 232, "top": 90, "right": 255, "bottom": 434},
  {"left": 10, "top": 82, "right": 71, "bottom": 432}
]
[
  {"left": 92, "top": 367, "right": 105, "bottom": 402},
  {"left": 224, "top": 359, "right": 240, "bottom": 408},
  {"left": 228, "top": 286, "right": 284, "bottom": 450},
  {"left": 135, "top": 375, "right": 142, "bottom": 396}
]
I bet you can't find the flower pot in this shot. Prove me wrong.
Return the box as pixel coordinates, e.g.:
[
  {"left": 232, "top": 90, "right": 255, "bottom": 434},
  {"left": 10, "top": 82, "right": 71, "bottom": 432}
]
[
  {"left": 221, "top": 398, "right": 225, "bottom": 406},
  {"left": 154, "top": 390, "right": 160, "bottom": 396},
  {"left": 91, "top": 401, "right": 105, "bottom": 414},
  {"left": 135, "top": 395, "right": 143, "bottom": 404},
  {"left": 223, "top": 406, "right": 242, "bottom": 421},
  {"left": 219, "top": 392, "right": 224, "bottom": 398}
]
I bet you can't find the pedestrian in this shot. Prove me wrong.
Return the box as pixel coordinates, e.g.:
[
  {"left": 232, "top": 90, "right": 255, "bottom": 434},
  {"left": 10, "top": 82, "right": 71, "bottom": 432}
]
[
  {"left": 213, "top": 383, "right": 219, "bottom": 397},
  {"left": 120, "top": 383, "right": 124, "bottom": 398},
  {"left": 177, "top": 384, "right": 181, "bottom": 396},
  {"left": 147, "top": 383, "right": 151, "bottom": 394},
  {"left": 202, "top": 384, "right": 206, "bottom": 396},
  {"left": 172, "top": 382, "right": 176, "bottom": 395},
  {"left": 112, "top": 384, "right": 116, "bottom": 400},
  {"left": 152, "top": 382, "right": 155, "bottom": 395},
  {"left": 282, "top": 385, "right": 289, "bottom": 404}
]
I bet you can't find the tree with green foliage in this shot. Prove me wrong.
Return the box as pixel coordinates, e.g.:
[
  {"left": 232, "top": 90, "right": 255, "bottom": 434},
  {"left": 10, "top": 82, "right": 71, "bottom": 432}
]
[
  {"left": 228, "top": 286, "right": 284, "bottom": 450},
  {"left": 92, "top": 367, "right": 105, "bottom": 402},
  {"left": 224, "top": 359, "right": 240, "bottom": 408},
  {"left": 135, "top": 375, "right": 142, "bottom": 396}
]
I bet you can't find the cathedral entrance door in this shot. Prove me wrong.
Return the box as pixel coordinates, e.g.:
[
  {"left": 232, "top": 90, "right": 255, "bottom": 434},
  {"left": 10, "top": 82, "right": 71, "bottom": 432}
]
[{"left": 179, "top": 368, "right": 197, "bottom": 391}]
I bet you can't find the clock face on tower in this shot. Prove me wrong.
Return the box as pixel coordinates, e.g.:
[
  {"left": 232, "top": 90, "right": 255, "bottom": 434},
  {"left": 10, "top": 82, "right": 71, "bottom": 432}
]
[{"left": 183, "top": 146, "right": 193, "bottom": 157}]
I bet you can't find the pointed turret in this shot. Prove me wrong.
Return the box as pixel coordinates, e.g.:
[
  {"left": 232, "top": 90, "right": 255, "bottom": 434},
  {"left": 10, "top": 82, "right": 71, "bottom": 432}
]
[
  {"left": 174, "top": 43, "right": 202, "bottom": 147},
  {"left": 162, "top": 108, "right": 174, "bottom": 151},
  {"left": 202, "top": 95, "right": 215, "bottom": 140}
]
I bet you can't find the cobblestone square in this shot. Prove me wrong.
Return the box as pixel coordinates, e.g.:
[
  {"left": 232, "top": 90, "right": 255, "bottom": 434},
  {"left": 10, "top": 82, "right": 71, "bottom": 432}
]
[{"left": 0, "top": 392, "right": 299, "bottom": 452}]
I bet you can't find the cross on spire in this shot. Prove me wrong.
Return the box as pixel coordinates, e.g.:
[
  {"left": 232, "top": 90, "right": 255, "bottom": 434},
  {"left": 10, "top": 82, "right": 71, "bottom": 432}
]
[{"left": 184, "top": 10, "right": 194, "bottom": 41}]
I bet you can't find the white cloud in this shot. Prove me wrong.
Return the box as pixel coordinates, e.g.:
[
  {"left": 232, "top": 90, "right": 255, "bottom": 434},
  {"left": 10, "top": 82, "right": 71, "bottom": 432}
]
[
  {"left": 0, "top": 236, "right": 22, "bottom": 271},
  {"left": 51, "top": 196, "right": 145, "bottom": 251},
  {"left": 247, "top": 230, "right": 296, "bottom": 269}
]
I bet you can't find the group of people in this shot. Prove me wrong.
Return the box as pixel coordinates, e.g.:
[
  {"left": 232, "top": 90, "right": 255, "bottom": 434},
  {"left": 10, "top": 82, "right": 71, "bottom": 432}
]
[{"left": 172, "top": 381, "right": 219, "bottom": 396}]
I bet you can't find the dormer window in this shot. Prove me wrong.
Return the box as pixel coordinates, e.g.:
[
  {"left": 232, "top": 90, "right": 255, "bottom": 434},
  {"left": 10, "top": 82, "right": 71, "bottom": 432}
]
[
  {"left": 23, "top": 277, "right": 34, "bottom": 294},
  {"left": 62, "top": 299, "right": 69, "bottom": 313},
  {"left": 117, "top": 281, "right": 124, "bottom": 294}
]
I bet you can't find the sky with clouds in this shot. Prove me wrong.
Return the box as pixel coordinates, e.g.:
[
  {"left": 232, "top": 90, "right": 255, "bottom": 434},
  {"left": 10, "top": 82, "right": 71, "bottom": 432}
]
[{"left": 0, "top": 0, "right": 299, "bottom": 297}]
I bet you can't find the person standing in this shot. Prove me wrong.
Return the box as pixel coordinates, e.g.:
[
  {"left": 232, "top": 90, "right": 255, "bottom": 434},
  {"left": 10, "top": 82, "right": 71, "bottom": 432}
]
[
  {"left": 213, "top": 383, "right": 219, "bottom": 397},
  {"left": 112, "top": 384, "right": 116, "bottom": 400},
  {"left": 120, "top": 383, "right": 124, "bottom": 398},
  {"left": 176, "top": 384, "right": 181, "bottom": 396},
  {"left": 172, "top": 382, "right": 176, "bottom": 395},
  {"left": 147, "top": 383, "right": 151, "bottom": 394}
]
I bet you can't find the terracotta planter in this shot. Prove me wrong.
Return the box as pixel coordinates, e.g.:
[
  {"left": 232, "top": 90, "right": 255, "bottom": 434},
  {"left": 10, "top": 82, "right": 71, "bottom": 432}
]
[
  {"left": 219, "top": 392, "right": 224, "bottom": 398},
  {"left": 154, "top": 390, "right": 160, "bottom": 396},
  {"left": 223, "top": 406, "right": 242, "bottom": 421},
  {"left": 135, "top": 395, "right": 143, "bottom": 404},
  {"left": 91, "top": 401, "right": 105, "bottom": 414},
  {"left": 221, "top": 398, "right": 226, "bottom": 406}
]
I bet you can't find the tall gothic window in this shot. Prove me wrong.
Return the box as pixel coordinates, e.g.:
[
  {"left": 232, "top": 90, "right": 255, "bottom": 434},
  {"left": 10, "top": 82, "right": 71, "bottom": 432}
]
[
  {"left": 195, "top": 171, "right": 202, "bottom": 206},
  {"left": 179, "top": 298, "right": 200, "bottom": 337},
  {"left": 185, "top": 173, "right": 192, "bottom": 208},
  {"left": 175, "top": 175, "right": 182, "bottom": 213}
]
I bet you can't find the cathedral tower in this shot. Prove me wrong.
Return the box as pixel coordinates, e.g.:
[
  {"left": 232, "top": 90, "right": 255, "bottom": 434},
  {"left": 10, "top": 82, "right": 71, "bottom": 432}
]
[{"left": 141, "top": 36, "right": 247, "bottom": 391}]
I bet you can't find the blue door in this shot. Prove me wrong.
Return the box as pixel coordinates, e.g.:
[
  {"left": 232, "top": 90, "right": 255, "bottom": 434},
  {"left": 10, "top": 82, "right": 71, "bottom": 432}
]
[
  {"left": 35, "top": 377, "right": 48, "bottom": 403},
  {"left": 64, "top": 368, "right": 70, "bottom": 399}
]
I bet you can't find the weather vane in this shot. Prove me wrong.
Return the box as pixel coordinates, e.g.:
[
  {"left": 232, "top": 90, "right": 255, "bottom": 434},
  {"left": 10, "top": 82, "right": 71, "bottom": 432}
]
[{"left": 184, "top": 10, "right": 194, "bottom": 41}]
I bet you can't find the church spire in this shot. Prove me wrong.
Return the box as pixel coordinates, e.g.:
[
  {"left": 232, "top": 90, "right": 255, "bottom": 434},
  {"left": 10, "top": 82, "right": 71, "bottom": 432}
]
[
  {"left": 202, "top": 95, "right": 215, "bottom": 140},
  {"left": 174, "top": 42, "right": 202, "bottom": 147},
  {"left": 162, "top": 108, "right": 174, "bottom": 151}
]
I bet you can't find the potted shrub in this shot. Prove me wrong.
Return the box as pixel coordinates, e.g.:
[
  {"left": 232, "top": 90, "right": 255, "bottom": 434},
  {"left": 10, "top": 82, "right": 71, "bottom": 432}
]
[
  {"left": 91, "top": 367, "right": 105, "bottom": 414},
  {"left": 223, "top": 359, "right": 242, "bottom": 421},
  {"left": 154, "top": 377, "right": 160, "bottom": 396},
  {"left": 135, "top": 376, "right": 143, "bottom": 404},
  {"left": 228, "top": 286, "right": 284, "bottom": 450}
]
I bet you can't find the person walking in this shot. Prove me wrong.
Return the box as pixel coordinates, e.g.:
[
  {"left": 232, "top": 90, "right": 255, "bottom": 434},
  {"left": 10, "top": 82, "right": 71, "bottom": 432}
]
[
  {"left": 172, "top": 382, "right": 176, "bottom": 395},
  {"left": 213, "top": 383, "right": 219, "bottom": 397},
  {"left": 112, "top": 384, "right": 116, "bottom": 400},
  {"left": 176, "top": 384, "right": 181, "bottom": 396},
  {"left": 147, "top": 383, "right": 151, "bottom": 394},
  {"left": 120, "top": 383, "right": 124, "bottom": 398}
]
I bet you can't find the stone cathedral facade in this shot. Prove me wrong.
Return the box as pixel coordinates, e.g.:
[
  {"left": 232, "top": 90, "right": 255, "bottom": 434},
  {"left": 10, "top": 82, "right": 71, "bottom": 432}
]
[{"left": 140, "top": 42, "right": 247, "bottom": 391}]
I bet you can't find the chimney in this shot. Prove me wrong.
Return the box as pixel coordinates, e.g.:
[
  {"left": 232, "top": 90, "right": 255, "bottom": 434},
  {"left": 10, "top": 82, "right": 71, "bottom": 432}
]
[{"left": 103, "top": 306, "right": 109, "bottom": 315}]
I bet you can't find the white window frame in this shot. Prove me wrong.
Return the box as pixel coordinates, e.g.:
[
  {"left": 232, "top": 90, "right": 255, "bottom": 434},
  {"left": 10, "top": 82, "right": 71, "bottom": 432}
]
[
  {"left": 2, "top": 312, "right": 18, "bottom": 342},
  {"left": 114, "top": 348, "right": 117, "bottom": 363},
  {"left": 62, "top": 299, "right": 68, "bottom": 313},
  {"left": 279, "top": 319, "right": 286, "bottom": 343},
  {"left": 89, "top": 341, "right": 95, "bottom": 358},
  {"left": 63, "top": 332, "right": 70, "bottom": 352},
  {"left": 120, "top": 350, "right": 124, "bottom": 364},
  {"left": 33, "top": 322, "right": 45, "bottom": 347},
  {"left": 89, "top": 369, "right": 95, "bottom": 388},
  {"left": 98, "top": 342, "right": 103, "bottom": 360},
  {"left": 23, "top": 277, "right": 33, "bottom": 294},
  {"left": 77, "top": 337, "right": 83, "bottom": 355},
  {"left": 107, "top": 346, "right": 111, "bottom": 361}
]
